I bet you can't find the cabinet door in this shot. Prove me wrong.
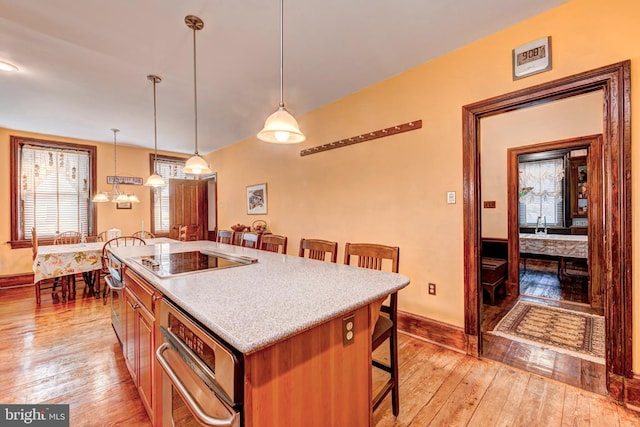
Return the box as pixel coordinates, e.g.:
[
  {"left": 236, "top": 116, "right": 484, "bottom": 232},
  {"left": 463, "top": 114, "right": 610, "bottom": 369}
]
[
  {"left": 123, "top": 288, "right": 138, "bottom": 384},
  {"left": 138, "top": 306, "right": 155, "bottom": 423},
  {"left": 570, "top": 156, "right": 588, "bottom": 219}
]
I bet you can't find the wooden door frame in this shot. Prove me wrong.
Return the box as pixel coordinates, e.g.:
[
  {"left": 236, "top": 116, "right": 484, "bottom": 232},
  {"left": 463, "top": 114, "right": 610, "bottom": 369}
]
[
  {"left": 463, "top": 61, "right": 631, "bottom": 399},
  {"left": 506, "top": 135, "right": 603, "bottom": 310}
]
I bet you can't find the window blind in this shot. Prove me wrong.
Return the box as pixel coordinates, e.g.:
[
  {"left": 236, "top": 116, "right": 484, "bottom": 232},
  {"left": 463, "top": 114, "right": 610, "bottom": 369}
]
[
  {"left": 518, "top": 157, "right": 565, "bottom": 227},
  {"left": 20, "top": 145, "right": 90, "bottom": 239},
  {"left": 152, "top": 158, "right": 191, "bottom": 233}
]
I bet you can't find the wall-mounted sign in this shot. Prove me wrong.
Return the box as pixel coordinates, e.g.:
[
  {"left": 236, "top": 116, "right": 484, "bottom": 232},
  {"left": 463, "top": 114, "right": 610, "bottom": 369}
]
[
  {"left": 513, "top": 36, "right": 552, "bottom": 80},
  {"left": 107, "top": 176, "right": 143, "bottom": 185}
]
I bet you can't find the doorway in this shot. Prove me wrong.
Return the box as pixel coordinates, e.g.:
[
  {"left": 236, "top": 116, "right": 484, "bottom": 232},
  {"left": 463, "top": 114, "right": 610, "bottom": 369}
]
[
  {"left": 462, "top": 61, "right": 631, "bottom": 401},
  {"left": 481, "top": 135, "right": 606, "bottom": 393}
]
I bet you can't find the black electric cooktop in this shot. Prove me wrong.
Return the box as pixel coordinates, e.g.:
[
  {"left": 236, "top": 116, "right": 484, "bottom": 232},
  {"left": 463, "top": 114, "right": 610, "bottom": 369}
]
[{"left": 130, "top": 249, "right": 257, "bottom": 278}]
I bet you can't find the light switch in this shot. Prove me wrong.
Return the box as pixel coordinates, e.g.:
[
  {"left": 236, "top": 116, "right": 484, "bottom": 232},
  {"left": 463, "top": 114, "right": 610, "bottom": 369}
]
[{"left": 447, "top": 191, "right": 456, "bottom": 204}]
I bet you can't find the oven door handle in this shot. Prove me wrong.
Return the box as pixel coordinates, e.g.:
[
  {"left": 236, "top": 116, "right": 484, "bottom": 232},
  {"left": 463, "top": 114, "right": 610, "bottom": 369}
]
[
  {"left": 104, "top": 275, "right": 122, "bottom": 290},
  {"left": 156, "top": 343, "right": 239, "bottom": 427}
]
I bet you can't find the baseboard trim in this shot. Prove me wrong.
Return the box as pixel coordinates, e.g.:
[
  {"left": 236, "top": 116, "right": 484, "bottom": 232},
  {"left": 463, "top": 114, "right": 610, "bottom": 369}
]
[
  {"left": 397, "top": 310, "right": 467, "bottom": 354},
  {"left": 623, "top": 373, "right": 640, "bottom": 411},
  {"left": 0, "top": 273, "right": 34, "bottom": 288}
]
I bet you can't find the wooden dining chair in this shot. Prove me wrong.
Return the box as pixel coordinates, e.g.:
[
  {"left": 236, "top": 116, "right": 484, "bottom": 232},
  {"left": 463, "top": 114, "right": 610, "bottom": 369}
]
[
  {"left": 54, "top": 231, "right": 82, "bottom": 245},
  {"left": 53, "top": 231, "right": 84, "bottom": 299},
  {"left": 260, "top": 234, "right": 288, "bottom": 254},
  {"left": 101, "top": 236, "right": 146, "bottom": 304},
  {"left": 178, "top": 225, "right": 201, "bottom": 241},
  {"left": 299, "top": 238, "right": 338, "bottom": 263},
  {"left": 216, "top": 230, "right": 235, "bottom": 244},
  {"left": 33, "top": 228, "right": 66, "bottom": 304},
  {"left": 240, "top": 232, "right": 260, "bottom": 249},
  {"left": 132, "top": 230, "right": 156, "bottom": 239},
  {"left": 95, "top": 231, "right": 109, "bottom": 242},
  {"left": 344, "top": 242, "right": 400, "bottom": 416}
]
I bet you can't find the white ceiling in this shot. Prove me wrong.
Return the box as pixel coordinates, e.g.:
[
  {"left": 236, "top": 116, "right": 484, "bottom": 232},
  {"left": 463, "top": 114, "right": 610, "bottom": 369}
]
[{"left": 0, "top": 0, "right": 567, "bottom": 154}]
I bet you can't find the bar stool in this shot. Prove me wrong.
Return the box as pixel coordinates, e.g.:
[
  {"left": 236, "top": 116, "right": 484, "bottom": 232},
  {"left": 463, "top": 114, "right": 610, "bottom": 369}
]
[
  {"left": 299, "top": 238, "right": 338, "bottom": 263},
  {"left": 344, "top": 242, "right": 400, "bottom": 416}
]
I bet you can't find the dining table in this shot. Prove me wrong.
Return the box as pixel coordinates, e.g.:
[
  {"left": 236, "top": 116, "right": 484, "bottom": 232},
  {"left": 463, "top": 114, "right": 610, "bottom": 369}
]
[
  {"left": 33, "top": 241, "right": 104, "bottom": 300},
  {"left": 32, "top": 237, "right": 176, "bottom": 301}
]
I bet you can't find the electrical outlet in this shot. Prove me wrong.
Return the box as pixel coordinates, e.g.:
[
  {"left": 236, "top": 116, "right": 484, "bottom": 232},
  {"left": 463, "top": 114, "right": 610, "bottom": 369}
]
[
  {"left": 428, "top": 283, "right": 436, "bottom": 295},
  {"left": 342, "top": 314, "right": 355, "bottom": 346}
]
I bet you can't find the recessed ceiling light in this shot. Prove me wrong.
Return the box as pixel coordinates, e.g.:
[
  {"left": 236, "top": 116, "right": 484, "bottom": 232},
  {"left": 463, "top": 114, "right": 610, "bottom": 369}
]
[{"left": 0, "top": 61, "right": 19, "bottom": 72}]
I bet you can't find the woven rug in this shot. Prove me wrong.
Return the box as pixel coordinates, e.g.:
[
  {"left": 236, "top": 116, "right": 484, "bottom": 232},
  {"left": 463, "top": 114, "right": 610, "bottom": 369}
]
[{"left": 491, "top": 301, "right": 605, "bottom": 364}]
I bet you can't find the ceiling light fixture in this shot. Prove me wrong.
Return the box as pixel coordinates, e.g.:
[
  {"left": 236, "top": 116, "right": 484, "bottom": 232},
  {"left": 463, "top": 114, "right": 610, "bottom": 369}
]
[
  {"left": 92, "top": 129, "right": 139, "bottom": 203},
  {"left": 183, "top": 15, "right": 212, "bottom": 175},
  {"left": 0, "top": 60, "right": 18, "bottom": 72},
  {"left": 257, "top": 0, "right": 305, "bottom": 144},
  {"left": 144, "top": 74, "right": 166, "bottom": 187}
]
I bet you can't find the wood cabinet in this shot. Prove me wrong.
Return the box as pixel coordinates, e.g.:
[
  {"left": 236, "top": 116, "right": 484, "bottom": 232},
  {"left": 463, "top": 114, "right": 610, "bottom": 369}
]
[
  {"left": 123, "top": 268, "right": 162, "bottom": 425},
  {"left": 569, "top": 156, "right": 588, "bottom": 219}
]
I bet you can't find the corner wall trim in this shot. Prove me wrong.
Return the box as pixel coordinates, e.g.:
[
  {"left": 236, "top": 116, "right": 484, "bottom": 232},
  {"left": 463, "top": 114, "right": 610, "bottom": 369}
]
[{"left": 397, "top": 310, "right": 468, "bottom": 354}]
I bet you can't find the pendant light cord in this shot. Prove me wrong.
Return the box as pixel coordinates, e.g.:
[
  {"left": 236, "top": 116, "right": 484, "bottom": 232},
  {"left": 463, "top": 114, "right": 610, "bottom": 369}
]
[
  {"left": 152, "top": 77, "right": 159, "bottom": 173},
  {"left": 111, "top": 128, "right": 120, "bottom": 193},
  {"left": 279, "top": 0, "right": 284, "bottom": 108},
  {"left": 192, "top": 25, "right": 200, "bottom": 155}
]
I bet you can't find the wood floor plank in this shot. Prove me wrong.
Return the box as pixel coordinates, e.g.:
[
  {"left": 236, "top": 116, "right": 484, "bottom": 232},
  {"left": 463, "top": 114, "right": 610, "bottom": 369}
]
[
  {"left": 2, "top": 285, "right": 640, "bottom": 427},
  {"left": 467, "top": 365, "right": 531, "bottom": 427}
]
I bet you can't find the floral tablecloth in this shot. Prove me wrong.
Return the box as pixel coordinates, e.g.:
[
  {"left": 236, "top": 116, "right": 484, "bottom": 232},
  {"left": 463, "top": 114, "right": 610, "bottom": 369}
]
[{"left": 33, "top": 241, "right": 104, "bottom": 283}]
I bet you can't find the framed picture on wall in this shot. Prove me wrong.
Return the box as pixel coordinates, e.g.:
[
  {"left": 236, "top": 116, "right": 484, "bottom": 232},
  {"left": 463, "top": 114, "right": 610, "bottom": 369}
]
[
  {"left": 246, "top": 183, "right": 267, "bottom": 215},
  {"left": 116, "top": 201, "right": 132, "bottom": 210}
]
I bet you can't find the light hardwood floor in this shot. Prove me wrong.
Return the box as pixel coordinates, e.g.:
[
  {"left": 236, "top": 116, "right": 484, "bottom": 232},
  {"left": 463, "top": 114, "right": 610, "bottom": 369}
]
[{"left": 2, "top": 285, "right": 639, "bottom": 426}]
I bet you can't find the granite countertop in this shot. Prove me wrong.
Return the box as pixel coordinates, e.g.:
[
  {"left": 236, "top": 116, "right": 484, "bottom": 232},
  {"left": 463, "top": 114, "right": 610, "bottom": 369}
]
[{"left": 109, "top": 240, "right": 410, "bottom": 354}]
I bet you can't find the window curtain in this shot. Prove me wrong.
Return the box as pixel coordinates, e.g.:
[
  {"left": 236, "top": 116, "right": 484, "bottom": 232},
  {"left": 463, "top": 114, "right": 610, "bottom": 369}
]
[
  {"left": 20, "top": 145, "right": 90, "bottom": 239},
  {"left": 518, "top": 158, "right": 565, "bottom": 226}
]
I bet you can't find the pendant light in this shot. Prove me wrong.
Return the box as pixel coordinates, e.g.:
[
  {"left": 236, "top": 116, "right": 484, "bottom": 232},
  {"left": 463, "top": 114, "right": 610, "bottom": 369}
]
[
  {"left": 257, "top": 0, "right": 305, "bottom": 144},
  {"left": 183, "top": 15, "right": 212, "bottom": 175},
  {"left": 144, "top": 74, "right": 166, "bottom": 187},
  {"left": 92, "top": 129, "right": 139, "bottom": 203}
]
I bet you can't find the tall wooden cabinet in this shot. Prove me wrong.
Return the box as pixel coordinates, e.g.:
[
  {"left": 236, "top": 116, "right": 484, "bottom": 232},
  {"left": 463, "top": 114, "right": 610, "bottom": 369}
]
[{"left": 569, "top": 156, "right": 588, "bottom": 235}]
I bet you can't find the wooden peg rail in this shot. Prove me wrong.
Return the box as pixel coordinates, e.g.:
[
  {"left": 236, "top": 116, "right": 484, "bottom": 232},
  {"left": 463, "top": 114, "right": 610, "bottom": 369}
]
[{"left": 299, "top": 119, "right": 422, "bottom": 157}]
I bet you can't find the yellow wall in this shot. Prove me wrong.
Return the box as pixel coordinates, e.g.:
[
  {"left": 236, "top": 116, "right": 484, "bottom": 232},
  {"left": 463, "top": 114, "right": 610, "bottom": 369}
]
[
  {"left": 480, "top": 91, "right": 603, "bottom": 239},
  {"left": 207, "top": 0, "right": 640, "bottom": 368},
  {"left": 2, "top": 0, "right": 639, "bottom": 369},
  {"left": 0, "top": 128, "right": 175, "bottom": 275}
]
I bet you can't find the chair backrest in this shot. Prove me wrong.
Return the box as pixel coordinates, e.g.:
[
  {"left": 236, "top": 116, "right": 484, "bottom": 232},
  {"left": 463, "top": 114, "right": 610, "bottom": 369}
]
[
  {"left": 260, "top": 234, "right": 288, "bottom": 254},
  {"left": 101, "top": 236, "right": 146, "bottom": 271},
  {"left": 54, "top": 231, "right": 82, "bottom": 245},
  {"left": 178, "top": 225, "right": 201, "bottom": 242},
  {"left": 217, "top": 230, "right": 234, "bottom": 244},
  {"left": 299, "top": 238, "right": 338, "bottom": 263},
  {"left": 344, "top": 243, "right": 399, "bottom": 273},
  {"left": 241, "top": 232, "right": 259, "bottom": 248},
  {"left": 95, "top": 231, "right": 109, "bottom": 242},
  {"left": 132, "top": 230, "right": 156, "bottom": 239},
  {"left": 31, "top": 227, "right": 38, "bottom": 261},
  {"left": 344, "top": 242, "right": 400, "bottom": 316}
]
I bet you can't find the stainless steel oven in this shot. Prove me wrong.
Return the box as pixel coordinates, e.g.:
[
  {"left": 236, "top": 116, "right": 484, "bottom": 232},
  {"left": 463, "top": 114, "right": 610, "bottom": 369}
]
[
  {"left": 106, "top": 252, "right": 125, "bottom": 343},
  {"left": 156, "top": 299, "right": 243, "bottom": 427}
]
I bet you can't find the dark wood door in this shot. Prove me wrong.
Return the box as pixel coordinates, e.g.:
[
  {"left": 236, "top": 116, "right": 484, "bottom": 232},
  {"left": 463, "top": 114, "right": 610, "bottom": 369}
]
[{"left": 169, "top": 179, "right": 207, "bottom": 240}]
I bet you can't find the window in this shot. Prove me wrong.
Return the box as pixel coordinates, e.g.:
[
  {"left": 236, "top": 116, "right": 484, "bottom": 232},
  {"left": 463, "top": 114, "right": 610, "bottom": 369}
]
[
  {"left": 150, "top": 155, "right": 193, "bottom": 234},
  {"left": 10, "top": 136, "right": 97, "bottom": 247},
  {"left": 518, "top": 157, "right": 565, "bottom": 227}
]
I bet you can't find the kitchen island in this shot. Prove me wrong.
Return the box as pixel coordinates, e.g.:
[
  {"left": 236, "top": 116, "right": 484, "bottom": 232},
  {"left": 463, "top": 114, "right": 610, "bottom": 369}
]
[{"left": 109, "top": 240, "right": 410, "bottom": 427}]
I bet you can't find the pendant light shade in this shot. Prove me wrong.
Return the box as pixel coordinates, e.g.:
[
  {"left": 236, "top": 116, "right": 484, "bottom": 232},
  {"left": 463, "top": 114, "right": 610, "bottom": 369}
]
[
  {"left": 144, "top": 74, "right": 166, "bottom": 187},
  {"left": 257, "top": 0, "right": 305, "bottom": 144},
  {"left": 183, "top": 15, "right": 212, "bottom": 175},
  {"left": 92, "top": 192, "right": 109, "bottom": 203},
  {"left": 257, "top": 106, "right": 305, "bottom": 143}
]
